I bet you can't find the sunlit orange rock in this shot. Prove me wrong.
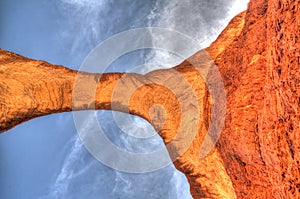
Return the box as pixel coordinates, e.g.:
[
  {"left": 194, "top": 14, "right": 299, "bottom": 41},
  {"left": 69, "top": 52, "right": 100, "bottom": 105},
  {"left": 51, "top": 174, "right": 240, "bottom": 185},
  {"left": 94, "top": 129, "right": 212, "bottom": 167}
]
[{"left": 1, "top": 0, "right": 299, "bottom": 198}]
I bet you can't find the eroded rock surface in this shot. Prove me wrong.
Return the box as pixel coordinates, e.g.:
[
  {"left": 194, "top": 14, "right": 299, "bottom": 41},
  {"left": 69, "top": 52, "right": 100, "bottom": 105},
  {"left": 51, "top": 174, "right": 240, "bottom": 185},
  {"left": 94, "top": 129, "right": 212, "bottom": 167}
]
[
  {"left": 214, "top": 0, "right": 300, "bottom": 198},
  {"left": 1, "top": 0, "right": 299, "bottom": 198}
]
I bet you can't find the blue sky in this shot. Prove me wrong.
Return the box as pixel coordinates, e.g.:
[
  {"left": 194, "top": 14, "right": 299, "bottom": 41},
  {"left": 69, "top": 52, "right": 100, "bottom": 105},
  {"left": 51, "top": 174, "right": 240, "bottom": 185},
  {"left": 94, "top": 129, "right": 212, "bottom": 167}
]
[{"left": 0, "top": 0, "right": 248, "bottom": 198}]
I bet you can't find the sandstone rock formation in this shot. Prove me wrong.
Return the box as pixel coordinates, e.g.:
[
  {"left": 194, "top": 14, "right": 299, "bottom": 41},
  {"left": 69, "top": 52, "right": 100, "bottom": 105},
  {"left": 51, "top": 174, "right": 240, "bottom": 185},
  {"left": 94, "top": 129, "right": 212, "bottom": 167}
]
[{"left": 0, "top": 0, "right": 299, "bottom": 198}]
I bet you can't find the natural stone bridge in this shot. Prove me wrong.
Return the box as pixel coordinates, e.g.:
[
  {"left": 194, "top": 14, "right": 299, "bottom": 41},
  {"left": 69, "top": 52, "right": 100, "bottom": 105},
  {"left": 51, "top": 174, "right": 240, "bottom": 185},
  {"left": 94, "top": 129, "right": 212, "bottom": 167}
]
[{"left": 1, "top": 0, "right": 300, "bottom": 198}]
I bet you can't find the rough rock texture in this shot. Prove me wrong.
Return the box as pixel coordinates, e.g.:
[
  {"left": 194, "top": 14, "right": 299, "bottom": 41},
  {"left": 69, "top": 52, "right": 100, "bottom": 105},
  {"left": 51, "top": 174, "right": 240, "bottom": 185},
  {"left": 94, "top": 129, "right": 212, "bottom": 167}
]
[
  {"left": 1, "top": 0, "right": 300, "bottom": 198},
  {"left": 214, "top": 0, "right": 300, "bottom": 198}
]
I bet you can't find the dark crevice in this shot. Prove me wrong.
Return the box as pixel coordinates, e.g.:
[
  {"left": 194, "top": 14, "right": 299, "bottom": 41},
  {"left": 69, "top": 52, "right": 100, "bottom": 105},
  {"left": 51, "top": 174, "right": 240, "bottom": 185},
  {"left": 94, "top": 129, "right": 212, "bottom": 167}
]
[{"left": 285, "top": 131, "right": 295, "bottom": 159}]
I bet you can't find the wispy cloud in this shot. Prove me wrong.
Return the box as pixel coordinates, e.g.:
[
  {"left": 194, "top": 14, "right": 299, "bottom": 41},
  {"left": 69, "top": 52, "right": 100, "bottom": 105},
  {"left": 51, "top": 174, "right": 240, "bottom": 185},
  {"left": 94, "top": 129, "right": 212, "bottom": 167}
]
[{"left": 45, "top": 0, "right": 250, "bottom": 198}]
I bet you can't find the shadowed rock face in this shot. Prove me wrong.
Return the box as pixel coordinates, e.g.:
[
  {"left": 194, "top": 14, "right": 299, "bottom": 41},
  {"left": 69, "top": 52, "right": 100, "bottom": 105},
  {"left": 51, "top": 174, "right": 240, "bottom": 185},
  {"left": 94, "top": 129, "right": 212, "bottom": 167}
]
[{"left": 1, "top": 0, "right": 300, "bottom": 198}]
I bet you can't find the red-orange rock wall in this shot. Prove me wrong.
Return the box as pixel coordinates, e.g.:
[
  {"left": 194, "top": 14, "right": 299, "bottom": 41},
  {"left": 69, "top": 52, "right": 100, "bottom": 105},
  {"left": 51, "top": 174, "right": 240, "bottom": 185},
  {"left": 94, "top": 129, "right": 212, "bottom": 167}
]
[{"left": 214, "top": 0, "right": 300, "bottom": 198}]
